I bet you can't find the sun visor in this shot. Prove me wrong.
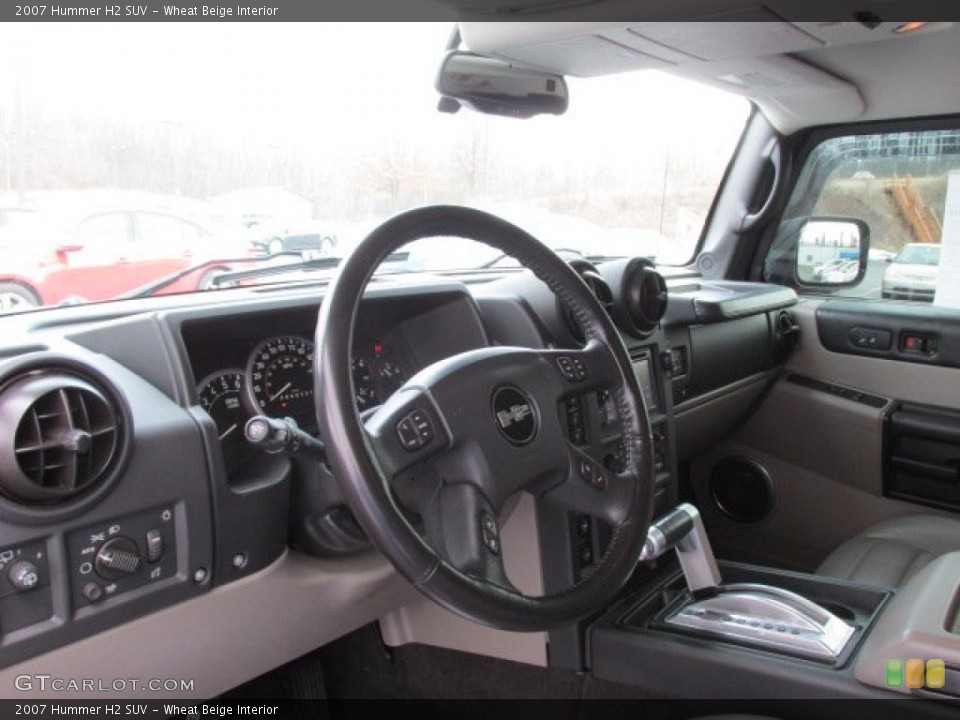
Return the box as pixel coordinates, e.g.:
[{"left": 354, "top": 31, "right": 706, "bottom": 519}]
[
  {"left": 670, "top": 55, "right": 865, "bottom": 134},
  {"left": 461, "top": 20, "right": 867, "bottom": 133}
]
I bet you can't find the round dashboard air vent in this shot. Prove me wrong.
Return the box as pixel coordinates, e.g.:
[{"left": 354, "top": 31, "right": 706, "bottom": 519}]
[
  {"left": 612, "top": 258, "right": 668, "bottom": 337},
  {"left": 0, "top": 372, "right": 121, "bottom": 504},
  {"left": 561, "top": 259, "right": 615, "bottom": 343}
]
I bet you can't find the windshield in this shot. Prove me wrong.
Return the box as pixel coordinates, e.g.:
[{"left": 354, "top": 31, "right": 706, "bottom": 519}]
[
  {"left": 895, "top": 245, "right": 941, "bottom": 265},
  {"left": 0, "top": 23, "right": 748, "bottom": 314}
]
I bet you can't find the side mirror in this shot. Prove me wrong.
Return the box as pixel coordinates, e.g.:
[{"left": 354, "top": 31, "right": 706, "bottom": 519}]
[
  {"left": 795, "top": 217, "right": 870, "bottom": 288},
  {"left": 436, "top": 51, "right": 568, "bottom": 119},
  {"left": 56, "top": 243, "right": 84, "bottom": 254}
]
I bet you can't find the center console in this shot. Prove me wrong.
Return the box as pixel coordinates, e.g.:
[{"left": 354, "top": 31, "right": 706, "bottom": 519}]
[
  {"left": 855, "top": 551, "right": 960, "bottom": 699},
  {"left": 588, "top": 503, "right": 960, "bottom": 707}
]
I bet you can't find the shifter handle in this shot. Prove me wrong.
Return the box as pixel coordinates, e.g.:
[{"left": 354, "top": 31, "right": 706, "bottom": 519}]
[{"left": 639, "top": 503, "right": 722, "bottom": 593}]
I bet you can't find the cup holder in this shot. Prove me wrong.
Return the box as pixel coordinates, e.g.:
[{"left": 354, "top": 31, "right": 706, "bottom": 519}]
[{"left": 816, "top": 601, "right": 857, "bottom": 623}]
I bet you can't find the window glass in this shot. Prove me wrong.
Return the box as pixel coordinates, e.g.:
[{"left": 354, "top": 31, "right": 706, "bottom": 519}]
[
  {"left": 0, "top": 23, "right": 749, "bottom": 313},
  {"left": 137, "top": 213, "right": 202, "bottom": 249},
  {"left": 75, "top": 213, "right": 130, "bottom": 251},
  {"left": 766, "top": 129, "right": 960, "bottom": 305}
]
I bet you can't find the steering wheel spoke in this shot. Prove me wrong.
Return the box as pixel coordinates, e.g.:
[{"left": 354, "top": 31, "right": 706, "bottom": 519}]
[
  {"left": 539, "top": 340, "right": 622, "bottom": 399},
  {"left": 537, "top": 443, "right": 634, "bottom": 526},
  {"left": 363, "top": 388, "right": 450, "bottom": 477},
  {"left": 418, "top": 482, "right": 519, "bottom": 594}
]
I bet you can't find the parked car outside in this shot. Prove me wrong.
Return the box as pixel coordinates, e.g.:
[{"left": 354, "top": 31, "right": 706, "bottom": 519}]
[
  {"left": 0, "top": 196, "right": 251, "bottom": 312},
  {"left": 813, "top": 259, "right": 859, "bottom": 283},
  {"left": 881, "top": 243, "right": 941, "bottom": 300},
  {"left": 249, "top": 223, "right": 338, "bottom": 256}
]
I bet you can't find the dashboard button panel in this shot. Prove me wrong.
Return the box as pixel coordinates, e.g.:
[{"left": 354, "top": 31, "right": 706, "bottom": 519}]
[{"left": 67, "top": 505, "right": 178, "bottom": 609}]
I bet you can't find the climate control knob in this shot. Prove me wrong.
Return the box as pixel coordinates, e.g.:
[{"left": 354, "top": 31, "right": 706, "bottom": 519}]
[{"left": 95, "top": 537, "right": 141, "bottom": 580}]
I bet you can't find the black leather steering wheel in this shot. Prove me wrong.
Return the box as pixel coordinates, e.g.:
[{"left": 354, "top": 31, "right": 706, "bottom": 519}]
[{"left": 315, "top": 206, "right": 654, "bottom": 631}]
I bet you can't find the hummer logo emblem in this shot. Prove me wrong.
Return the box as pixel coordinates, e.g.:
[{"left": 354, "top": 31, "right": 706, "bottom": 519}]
[{"left": 492, "top": 387, "right": 537, "bottom": 445}]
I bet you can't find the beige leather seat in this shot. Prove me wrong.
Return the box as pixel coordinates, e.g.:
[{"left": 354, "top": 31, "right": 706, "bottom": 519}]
[{"left": 817, "top": 514, "right": 960, "bottom": 587}]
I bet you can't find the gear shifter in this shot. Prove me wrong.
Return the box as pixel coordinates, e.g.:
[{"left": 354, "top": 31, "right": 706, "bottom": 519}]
[
  {"left": 638, "top": 503, "right": 722, "bottom": 593},
  {"left": 640, "top": 504, "right": 855, "bottom": 661}
]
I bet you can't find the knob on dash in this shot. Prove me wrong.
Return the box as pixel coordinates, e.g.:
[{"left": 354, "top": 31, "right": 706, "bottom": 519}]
[{"left": 95, "top": 537, "right": 141, "bottom": 580}]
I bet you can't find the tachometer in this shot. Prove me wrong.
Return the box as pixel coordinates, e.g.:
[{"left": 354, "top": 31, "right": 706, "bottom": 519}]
[
  {"left": 246, "top": 336, "right": 315, "bottom": 421},
  {"left": 198, "top": 370, "right": 247, "bottom": 441},
  {"left": 198, "top": 369, "right": 251, "bottom": 470},
  {"left": 374, "top": 347, "right": 407, "bottom": 400}
]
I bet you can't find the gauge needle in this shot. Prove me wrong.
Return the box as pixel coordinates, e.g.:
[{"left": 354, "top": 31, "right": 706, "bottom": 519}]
[
  {"left": 219, "top": 423, "right": 239, "bottom": 441},
  {"left": 268, "top": 382, "right": 292, "bottom": 402}
]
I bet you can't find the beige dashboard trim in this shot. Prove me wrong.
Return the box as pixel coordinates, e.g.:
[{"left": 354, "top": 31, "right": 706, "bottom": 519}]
[{"left": 0, "top": 550, "right": 416, "bottom": 699}]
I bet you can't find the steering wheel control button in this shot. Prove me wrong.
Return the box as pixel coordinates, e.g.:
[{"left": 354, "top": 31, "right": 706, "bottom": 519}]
[
  {"left": 579, "top": 458, "right": 606, "bottom": 490},
  {"left": 94, "top": 537, "right": 141, "bottom": 580},
  {"left": 409, "top": 410, "right": 433, "bottom": 443},
  {"left": 396, "top": 408, "right": 433, "bottom": 451},
  {"left": 557, "top": 356, "right": 588, "bottom": 382},
  {"left": 480, "top": 513, "right": 500, "bottom": 555},
  {"left": 7, "top": 561, "right": 40, "bottom": 592},
  {"left": 145, "top": 530, "right": 164, "bottom": 564},
  {"left": 492, "top": 386, "right": 538, "bottom": 445}
]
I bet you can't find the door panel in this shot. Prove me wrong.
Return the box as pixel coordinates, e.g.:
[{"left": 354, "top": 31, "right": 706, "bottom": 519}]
[{"left": 689, "top": 298, "right": 959, "bottom": 571}]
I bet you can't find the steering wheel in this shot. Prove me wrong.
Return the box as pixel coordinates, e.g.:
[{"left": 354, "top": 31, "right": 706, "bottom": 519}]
[{"left": 314, "top": 206, "right": 654, "bottom": 631}]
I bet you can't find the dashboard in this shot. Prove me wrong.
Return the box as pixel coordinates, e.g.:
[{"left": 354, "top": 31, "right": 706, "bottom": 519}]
[{"left": 0, "top": 257, "right": 797, "bottom": 696}]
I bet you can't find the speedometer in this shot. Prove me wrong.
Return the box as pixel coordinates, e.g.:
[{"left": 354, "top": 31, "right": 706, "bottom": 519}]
[{"left": 246, "top": 336, "right": 315, "bottom": 422}]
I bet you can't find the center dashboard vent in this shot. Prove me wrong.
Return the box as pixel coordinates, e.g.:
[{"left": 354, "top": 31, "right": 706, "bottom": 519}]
[
  {"left": 0, "top": 371, "right": 122, "bottom": 505},
  {"left": 561, "top": 259, "right": 615, "bottom": 343},
  {"left": 600, "top": 257, "right": 668, "bottom": 337}
]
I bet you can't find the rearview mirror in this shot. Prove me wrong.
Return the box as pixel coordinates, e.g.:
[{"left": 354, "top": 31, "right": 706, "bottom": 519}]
[
  {"left": 795, "top": 217, "right": 870, "bottom": 287},
  {"left": 436, "top": 51, "right": 568, "bottom": 119}
]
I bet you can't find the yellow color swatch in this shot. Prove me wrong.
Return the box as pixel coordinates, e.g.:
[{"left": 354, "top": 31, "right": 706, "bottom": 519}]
[{"left": 926, "top": 659, "right": 945, "bottom": 689}]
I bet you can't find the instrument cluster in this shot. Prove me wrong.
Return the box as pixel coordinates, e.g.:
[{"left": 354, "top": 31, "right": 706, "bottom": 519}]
[{"left": 196, "top": 335, "right": 410, "bottom": 466}]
